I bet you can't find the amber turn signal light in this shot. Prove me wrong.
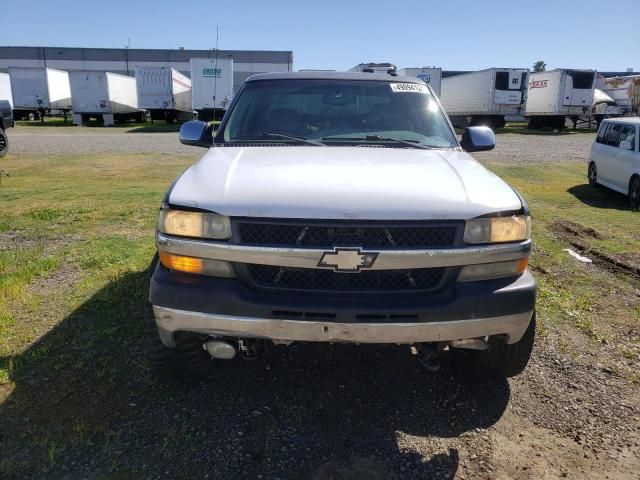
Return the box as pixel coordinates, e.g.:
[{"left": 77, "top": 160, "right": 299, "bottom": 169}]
[{"left": 159, "top": 252, "right": 203, "bottom": 274}]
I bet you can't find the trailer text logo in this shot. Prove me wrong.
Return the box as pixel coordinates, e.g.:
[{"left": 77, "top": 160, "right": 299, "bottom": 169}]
[
  {"left": 529, "top": 80, "right": 548, "bottom": 89},
  {"left": 202, "top": 68, "right": 222, "bottom": 78}
]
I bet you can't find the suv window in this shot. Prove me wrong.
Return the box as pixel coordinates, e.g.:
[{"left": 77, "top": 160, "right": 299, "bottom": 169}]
[
  {"left": 596, "top": 122, "right": 610, "bottom": 144},
  {"left": 606, "top": 124, "right": 622, "bottom": 147},
  {"left": 618, "top": 125, "right": 636, "bottom": 151},
  {"left": 219, "top": 79, "right": 457, "bottom": 148}
]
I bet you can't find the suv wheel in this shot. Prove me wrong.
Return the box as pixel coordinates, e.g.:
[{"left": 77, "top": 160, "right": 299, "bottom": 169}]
[
  {"left": 482, "top": 312, "right": 536, "bottom": 378},
  {"left": 144, "top": 257, "right": 213, "bottom": 378},
  {"left": 588, "top": 162, "right": 598, "bottom": 187},
  {"left": 0, "top": 129, "right": 8, "bottom": 158},
  {"left": 630, "top": 176, "right": 640, "bottom": 211}
]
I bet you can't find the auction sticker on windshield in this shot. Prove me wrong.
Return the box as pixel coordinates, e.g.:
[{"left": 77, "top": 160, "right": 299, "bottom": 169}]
[{"left": 390, "top": 83, "right": 430, "bottom": 94}]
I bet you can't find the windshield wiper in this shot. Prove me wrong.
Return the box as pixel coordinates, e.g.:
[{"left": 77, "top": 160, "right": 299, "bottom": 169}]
[
  {"left": 322, "top": 134, "right": 433, "bottom": 150},
  {"left": 259, "top": 133, "right": 324, "bottom": 146}
]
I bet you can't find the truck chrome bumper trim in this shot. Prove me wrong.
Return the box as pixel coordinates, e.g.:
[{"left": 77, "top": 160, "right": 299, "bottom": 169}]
[
  {"left": 156, "top": 233, "right": 530, "bottom": 271},
  {"left": 153, "top": 306, "right": 534, "bottom": 346}
]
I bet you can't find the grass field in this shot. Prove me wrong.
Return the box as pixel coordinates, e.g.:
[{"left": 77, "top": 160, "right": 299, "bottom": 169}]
[{"left": 0, "top": 150, "right": 638, "bottom": 475}]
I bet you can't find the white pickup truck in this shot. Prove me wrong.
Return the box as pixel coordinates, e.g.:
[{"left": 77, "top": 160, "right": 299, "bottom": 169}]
[{"left": 146, "top": 72, "right": 536, "bottom": 378}]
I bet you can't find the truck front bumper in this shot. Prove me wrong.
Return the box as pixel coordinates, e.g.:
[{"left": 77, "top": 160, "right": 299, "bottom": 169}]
[
  {"left": 149, "top": 263, "right": 536, "bottom": 348},
  {"left": 153, "top": 306, "right": 533, "bottom": 347}
]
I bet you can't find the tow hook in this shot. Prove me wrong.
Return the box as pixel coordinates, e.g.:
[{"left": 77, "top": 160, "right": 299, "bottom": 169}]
[
  {"left": 239, "top": 339, "right": 267, "bottom": 360},
  {"left": 411, "top": 343, "right": 443, "bottom": 372}
]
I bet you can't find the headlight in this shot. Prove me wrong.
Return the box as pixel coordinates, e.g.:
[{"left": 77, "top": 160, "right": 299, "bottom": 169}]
[
  {"left": 464, "top": 215, "right": 530, "bottom": 244},
  {"left": 158, "top": 209, "right": 231, "bottom": 239}
]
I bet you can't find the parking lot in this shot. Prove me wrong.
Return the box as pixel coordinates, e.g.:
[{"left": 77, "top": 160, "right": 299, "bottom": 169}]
[{"left": 0, "top": 125, "right": 639, "bottom": 479}]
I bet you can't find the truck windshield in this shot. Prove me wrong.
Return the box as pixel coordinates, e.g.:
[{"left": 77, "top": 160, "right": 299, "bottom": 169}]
[{"left": 219, "top": 79, "right": 457, "bottom": 148}]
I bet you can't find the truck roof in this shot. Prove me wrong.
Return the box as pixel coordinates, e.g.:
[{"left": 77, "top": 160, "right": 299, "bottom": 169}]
[{"left": 246, "top": 71, "right": 425, "bottom": 84}]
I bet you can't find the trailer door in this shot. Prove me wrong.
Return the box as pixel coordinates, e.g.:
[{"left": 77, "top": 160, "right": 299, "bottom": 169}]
[
  {"left": 139, "top": 68, "right": 173, "bottom": 109},
  {"left": 562, "top": 71, "right": 595, "bottom": 107}
]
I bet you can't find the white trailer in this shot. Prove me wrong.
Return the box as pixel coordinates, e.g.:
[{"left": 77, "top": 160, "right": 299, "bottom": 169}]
[
  {"left": 440, "top": 68, "right": 529, "bottom": 129},
  {"left": 135, "top": 67, "right": 192, "bottom": 123},
  {"left": 190, "top": 58, "right": 234, "bottom": 121},
  {"left": 69, "top": 71, "right": 143, "bottom": 126},
  {"left": 525, "top": 69, "right": 596, "bottom": 129},
  {"left": 597, "top": 75, "right": 640, "bottom": 116},
  {"left": 8, "top": 67, "right": 72, "bottom": 121},
  {"left": 349, "top": 63, "right": 397, "bottom": 74},
  {"left": 397, "top": 67, "right": 442, "bottom": 96},
  {"left": 0, "top": 73, "right": 12, "bottom": 108}
]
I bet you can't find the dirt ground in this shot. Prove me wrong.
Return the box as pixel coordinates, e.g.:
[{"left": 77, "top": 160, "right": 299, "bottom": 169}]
[{"left": 0, "top": 127, "right": 639, "bottom": 479}]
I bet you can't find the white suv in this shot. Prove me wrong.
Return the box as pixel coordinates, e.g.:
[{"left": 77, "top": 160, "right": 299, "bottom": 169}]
[{"left": 588, "top": 117, "right": 640, "bottom": 210}]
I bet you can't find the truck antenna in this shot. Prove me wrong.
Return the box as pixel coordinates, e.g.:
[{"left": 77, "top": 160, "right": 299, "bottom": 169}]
[{"left": 213, "top": 26, "right": 219, "bottom": 125}]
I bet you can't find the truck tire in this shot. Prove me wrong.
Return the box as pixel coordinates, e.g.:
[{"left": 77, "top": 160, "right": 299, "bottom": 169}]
[
  {"left": 0, "top": 129, "right": 7, "bottom": 158},
  {"left": 588, "top": 162, "right": 599, "bottom": 187},
  {"left": 483, "top": 312, "right": 536, "bottom": 378},
  {"left": 629, "top": 176, "right": 640, "bottom": 211},
  {"left": 144, "top": 257, "right": 213, "bottom": 378}
]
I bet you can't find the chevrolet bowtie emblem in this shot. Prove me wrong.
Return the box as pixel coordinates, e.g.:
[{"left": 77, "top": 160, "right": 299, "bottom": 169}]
[{"left": 317, "top": 248, "right": 379, "bottom": 273}]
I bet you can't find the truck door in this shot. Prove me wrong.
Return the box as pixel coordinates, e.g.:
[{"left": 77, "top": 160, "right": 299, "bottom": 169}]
[
  {"left": 562, "top": 71, "right": 595, "bottom": 107},
  {"left": 611, "top": 124, "right": 637, "bottom": 189}
]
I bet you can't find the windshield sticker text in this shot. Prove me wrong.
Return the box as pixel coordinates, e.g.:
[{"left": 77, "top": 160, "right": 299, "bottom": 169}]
[{"left": 390, "top": 83, "right": 429, "bottom": 94}]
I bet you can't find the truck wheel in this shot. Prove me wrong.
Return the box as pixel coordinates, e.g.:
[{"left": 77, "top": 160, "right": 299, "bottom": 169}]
[
  {"left": 484, "top": 312, "right": 536, "bottom": 378},
  {"left": 0, "top": 129, "right": 8, "bottom": 158},
  {"left": 588, "top": 162, "right": 599, "bottom": 187},
  {"left": 629, "top": 176, "right": 640, "bottom": 211},
  {"left": 144, "top": 257, "right": 213, "bottom": 378}
]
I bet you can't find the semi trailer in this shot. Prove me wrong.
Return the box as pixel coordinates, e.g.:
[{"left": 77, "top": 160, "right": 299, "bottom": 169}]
[
  {"left": 8, "top": 67, "right": 72, "bottom": 121},
  {"left": 598, "top": 75, "right": 640, "bottom": 116},
  {"left": 135, "top": 67, "right": 192, "bottom": 123},
  {"left": 0, "top": 73, "right": 12, "bottom": 108},
  {"left": 190, "top": 58, "right": 234, "bottom": 122},
  {"left": 397, "top": 67, "right": 442, "bottom": 96},
  {"left": 440, "top": 68, "right": 529, "bottom": 129},
  {"left": 525, "top": 69, "right": 597, "bottom": 129},
  {"left": 69, "top": 71, "right": 143, "bottom": 126}
]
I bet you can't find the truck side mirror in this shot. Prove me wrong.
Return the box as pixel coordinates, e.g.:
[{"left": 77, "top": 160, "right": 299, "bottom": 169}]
[
  {"left": 460, "top": 126, "right": 496, "bottom": 152},
  {"left": 179, "top": 120, "right": 213, "bottom": 148}
]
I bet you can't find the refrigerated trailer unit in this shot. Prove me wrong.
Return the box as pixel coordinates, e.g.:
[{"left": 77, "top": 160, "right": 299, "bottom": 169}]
[
  {"left": 8, "top": 67, "right": 72, "bottom": 121},
  {"left": 525, "top": 69, "right": 597, "bottom": 129},
  {"left": 397, "top": 67, "right": 442, "bottom": 96},
  {"left": 190, "top": 58, "right": 234, "bottom": 121},
  {"left": 135, "top": 67, "right": 192, "bottom": 123},
  {"left": 0, "top": 73, "right": 12, "bottom": 108},
  {"left": 440, "top": 68, "right": 529, "bottom": 129},
  {"left": 349, "top": 63, "right": 398, "bottom": 74},
  {"left": 598, "top": 75, "right": 640, "bottom": 116},
  {"left": 69, "top": 71, "right": 143, "bottom": 126}
]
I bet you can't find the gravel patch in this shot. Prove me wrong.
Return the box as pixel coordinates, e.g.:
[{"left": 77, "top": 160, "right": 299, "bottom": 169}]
[
  {"left": 6, "top": 126, "right": 596, "bottom": 163},
  {"left": 6, "top": 126, "right": 200, "bottom": 157},
  {"left": 474, "top": 132, "right": 596, "bottom": 165}
]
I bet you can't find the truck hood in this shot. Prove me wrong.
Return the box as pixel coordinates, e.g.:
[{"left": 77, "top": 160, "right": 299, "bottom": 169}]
[{"left": 169, "top": 146, "right": 522, "bottom": 220}]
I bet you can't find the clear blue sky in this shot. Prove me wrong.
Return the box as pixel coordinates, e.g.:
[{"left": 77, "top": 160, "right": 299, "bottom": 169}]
[{"left": 1, "top": 0, "right": 638, "bottom": 72}]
